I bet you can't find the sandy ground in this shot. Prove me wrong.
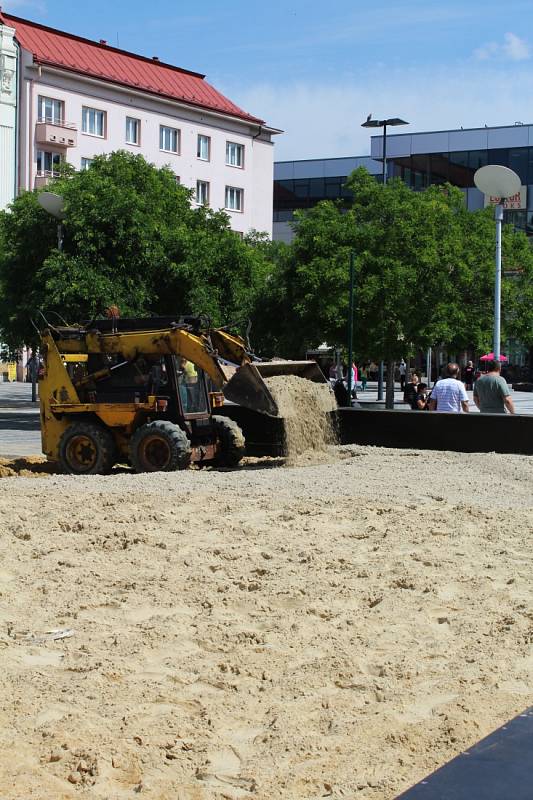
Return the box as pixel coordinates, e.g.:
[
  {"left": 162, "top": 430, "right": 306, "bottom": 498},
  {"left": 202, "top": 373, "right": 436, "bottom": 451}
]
[{"left": 1, "top": 446, "right": 533, "bottom": 799}]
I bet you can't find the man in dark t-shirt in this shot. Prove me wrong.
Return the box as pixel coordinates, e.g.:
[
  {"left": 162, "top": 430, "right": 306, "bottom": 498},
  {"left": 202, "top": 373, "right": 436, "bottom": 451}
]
[
  {"left": 473, "top": 360, "right": 515, "bottom": 414},
  {"left": 403, "top": 374, "right": 419, "bottom": 409},
  {"left": 463, "top": 360, "right": 475, "bottom": 390}
]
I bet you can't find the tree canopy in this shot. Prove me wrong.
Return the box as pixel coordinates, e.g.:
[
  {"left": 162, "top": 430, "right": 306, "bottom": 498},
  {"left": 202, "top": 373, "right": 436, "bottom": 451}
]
[
  {"left": 0, "top": 151, "right": 270, "bottom": 350},
  {"left": 2, "top": 157, "right": 533, "bottom": 389},
  {"left": 257, "top": 167, "right": 533, "bottom": 365}
]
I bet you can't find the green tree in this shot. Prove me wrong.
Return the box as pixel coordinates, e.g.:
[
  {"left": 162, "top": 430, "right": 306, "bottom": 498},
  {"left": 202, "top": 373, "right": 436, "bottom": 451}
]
[
  {"left": 274, "top": 168, "right": 533, "bottom": 406},
  {"left": 0, "top": 151, "right": 270, "bottom": 351}
]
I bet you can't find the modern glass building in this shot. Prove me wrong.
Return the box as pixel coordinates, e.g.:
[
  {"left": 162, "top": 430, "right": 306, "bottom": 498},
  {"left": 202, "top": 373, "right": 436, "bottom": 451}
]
[
  {"left": 273, "top": 156, "right": 381, "bottom": 243},
  {"left": 273, "top": 123, "right": 533, "bottom": 243}
]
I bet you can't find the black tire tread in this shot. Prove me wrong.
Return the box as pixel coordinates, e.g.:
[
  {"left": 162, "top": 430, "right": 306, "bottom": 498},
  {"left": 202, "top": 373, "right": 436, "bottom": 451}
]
[
  {"left": 58, "top": 421, "right": 116, "bottom": 475},
  {"left": 130, "top": 420, "right": 191, "bottom": 473},
  {"left": 212, "top": 415, "right": 245, "bottom": 467}
]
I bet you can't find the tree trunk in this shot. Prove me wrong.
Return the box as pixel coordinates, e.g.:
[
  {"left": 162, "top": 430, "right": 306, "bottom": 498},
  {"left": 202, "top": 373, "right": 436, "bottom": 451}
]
[{"left": 385, "top": 359, "right": 395, "bottom": 409}]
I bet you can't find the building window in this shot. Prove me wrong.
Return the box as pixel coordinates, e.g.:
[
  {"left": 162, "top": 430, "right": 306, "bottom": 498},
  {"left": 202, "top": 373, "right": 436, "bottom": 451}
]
[
  {"left": 82, "top": 106, "right": 106, "bottom": 137},
  {"left": 81, "top": 157, "right": 94, "bottom": 170},
  {"left": 126, "top": 117, "right": 140, "bottom": 145},
  {"left": 38, "top": 96, "right": 63, "bottom": 124},
  {"left": 37, "top": 150, "right": 62, "bottom": 176},
  {"left": 197, "top": 134, "right": 210, "bottom": 161},
  {"left": 226, "top": 141, "right": 244, "bottom": 168},
  {"left": 225, "top": 185, "right": 243, "bottom": 212},
  {"left": 196, "top": 180, "right": 210, "bottom": 205},
  {"left": 160, "top": 125, "right": 179, "bottom": 153},
  {"left": 175, "top": 175, "right": 181, "bottom": 185}
]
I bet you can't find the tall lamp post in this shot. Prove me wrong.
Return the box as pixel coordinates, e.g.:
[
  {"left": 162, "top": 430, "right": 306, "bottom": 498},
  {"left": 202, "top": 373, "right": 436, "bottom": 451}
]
[
  {"left": 33, "top": 192, "right": 65, "bottom": 403},
  {"left": 361, "top": 115, "right": 409, "bottom": 401},
  {"left": 346, "top": 251, "right": 355, "bottom": 402},
  {"left": 474, "top": 165, "right": 521, "bottom": 361},
  {"left": 38, "top": 191, "right": 65, "bottom": 251}
]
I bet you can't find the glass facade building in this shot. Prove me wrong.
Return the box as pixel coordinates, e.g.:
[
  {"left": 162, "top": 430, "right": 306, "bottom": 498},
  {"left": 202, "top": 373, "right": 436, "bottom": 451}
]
[
  {"left": 273, "top": 124, "right": 533, "bottom": 242},
  {"left": 273, "top": 156, "right": 381, "bottom": 243}
]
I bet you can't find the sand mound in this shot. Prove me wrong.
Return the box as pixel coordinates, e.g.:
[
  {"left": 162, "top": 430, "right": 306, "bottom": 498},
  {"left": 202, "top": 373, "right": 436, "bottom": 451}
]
[{"left": 264, "top": 375, "right": 338, "bottom": 464}]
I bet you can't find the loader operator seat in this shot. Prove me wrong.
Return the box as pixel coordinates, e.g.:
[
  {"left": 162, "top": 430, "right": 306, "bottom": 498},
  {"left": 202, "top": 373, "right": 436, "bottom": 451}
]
[{"left": 176, "top": 357, "right": 206, "bottom": 414}]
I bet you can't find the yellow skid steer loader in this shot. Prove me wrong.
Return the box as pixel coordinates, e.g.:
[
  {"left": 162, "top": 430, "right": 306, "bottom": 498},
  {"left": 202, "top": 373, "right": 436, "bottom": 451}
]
[{"left": 39, "top": 316, "right": 326, "bottom": 474}]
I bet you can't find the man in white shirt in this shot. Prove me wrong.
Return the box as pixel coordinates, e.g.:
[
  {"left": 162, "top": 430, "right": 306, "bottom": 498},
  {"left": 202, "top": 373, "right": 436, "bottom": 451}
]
[{"left": 429, "top": 363, "right": 469, "bottom": 413}]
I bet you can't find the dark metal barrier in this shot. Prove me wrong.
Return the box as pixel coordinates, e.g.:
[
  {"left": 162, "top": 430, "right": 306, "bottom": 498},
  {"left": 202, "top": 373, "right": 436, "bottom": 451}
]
[
  {"left": 220, "top": 405, "right": 533, "bottom": 457},
  {"left": 336, "top": 407, "right": 533, "bottom": 455}
]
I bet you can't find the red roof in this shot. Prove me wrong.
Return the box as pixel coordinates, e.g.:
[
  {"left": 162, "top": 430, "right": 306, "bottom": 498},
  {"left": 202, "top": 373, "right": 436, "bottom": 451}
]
[{"left": 1, "top": 12, "right": 263, "bottom": 124}]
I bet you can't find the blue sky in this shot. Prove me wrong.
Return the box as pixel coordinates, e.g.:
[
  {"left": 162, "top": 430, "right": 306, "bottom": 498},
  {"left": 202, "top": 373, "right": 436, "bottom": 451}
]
[{"left": 5, "top": 0, "right": 533, "bottom": 160}]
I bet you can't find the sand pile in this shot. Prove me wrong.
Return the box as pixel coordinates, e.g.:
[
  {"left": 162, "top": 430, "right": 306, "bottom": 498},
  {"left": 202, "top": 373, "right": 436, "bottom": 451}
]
[{"left": 264, "top": 375, "right": 338, "bottom": 464}]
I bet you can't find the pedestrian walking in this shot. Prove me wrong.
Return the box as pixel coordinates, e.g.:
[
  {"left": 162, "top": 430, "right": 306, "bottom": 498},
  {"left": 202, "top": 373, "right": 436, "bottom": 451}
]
[
  {"left": 473, "top": 360, "right": 515, "bottom": 414},
  {"left": 463, "top": 360, "right": 475, "bottom": 390},
  {"left": 399, "top": 359, "right": 407, "bottom": 391},
  {"left": 428, "top": 363, "right": 469, "bottom": 413},
  {"left": 351, "top": 362, "right": 358, "bottom": 388},
  {"left": 360, "top": 365, "right": 368, "bottom": 392}
]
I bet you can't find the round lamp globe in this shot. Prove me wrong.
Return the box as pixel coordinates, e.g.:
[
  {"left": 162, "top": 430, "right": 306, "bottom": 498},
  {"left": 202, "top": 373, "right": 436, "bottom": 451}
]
[{"left": 474, "top": 165, "right": 521, "bottom": 199}]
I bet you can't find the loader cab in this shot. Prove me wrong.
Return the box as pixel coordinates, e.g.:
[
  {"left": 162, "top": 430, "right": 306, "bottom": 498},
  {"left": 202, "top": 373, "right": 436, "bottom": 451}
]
[
  {"left": 88, "top": 352, "right": 210, "bottom": 422},
  {"left": 165, "top": 355, "right": 210, "bottom": 419}
]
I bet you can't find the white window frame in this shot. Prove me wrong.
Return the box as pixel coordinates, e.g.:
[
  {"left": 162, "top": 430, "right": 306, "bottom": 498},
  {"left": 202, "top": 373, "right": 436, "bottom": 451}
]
[
  {"left": 225, "top": 185, "right": 243, "bottom": 212},
  {"left": 38, "top": 96, "right": 63, "bottom": 125},
  {"left": 196, "top": 180, "right": 210, "bottom": 206},
  {"left": 36, "top": 150, "right": 62, "bottom": 176},
  {"left": 82, "top": 106, "right": 106, "bottom": 138},
  {"left": 197, "top": 134, "right": 210, "bottom": 161},
  {"left": 125, "top": 117, "right": 140, "bottom": 145},
  {"left": 81, "top": 157, "right": 94, "bottom": 171},
  {"left": 160, "top": 125, "right": 180, "bottom": 154},
  {"left": 226, "top": 141, "right": 244, "bottom": 168}
]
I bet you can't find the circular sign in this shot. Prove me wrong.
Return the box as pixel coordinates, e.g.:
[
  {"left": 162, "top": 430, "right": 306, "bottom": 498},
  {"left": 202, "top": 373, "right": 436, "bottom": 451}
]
[
  {"left": 37, "top": 192, "right": 65, "bottom": 219},
  {"left": 474, "top": 165, "right": 521, "bottom": 199}
]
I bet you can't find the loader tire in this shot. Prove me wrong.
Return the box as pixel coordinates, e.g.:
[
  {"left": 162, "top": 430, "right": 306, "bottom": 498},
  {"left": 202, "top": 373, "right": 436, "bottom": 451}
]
[
  {"left": 59, "top": 421, "right": 116, "bottom": 475},
  {"left": 212, "top": 415, "right": 245, "bottom": 467},
  {"left": 130, "top": 420, "right": 191, "bottom": 473}
]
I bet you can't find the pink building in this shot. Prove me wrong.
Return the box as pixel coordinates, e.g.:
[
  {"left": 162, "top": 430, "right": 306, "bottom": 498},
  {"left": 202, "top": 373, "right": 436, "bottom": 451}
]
[{"left": 0, "top": 12, "right": 280, "bottom": 236}]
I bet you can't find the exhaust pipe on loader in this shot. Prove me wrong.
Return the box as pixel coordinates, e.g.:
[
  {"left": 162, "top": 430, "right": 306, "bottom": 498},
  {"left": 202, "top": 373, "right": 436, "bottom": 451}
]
[{"left": 223, "top": 360, "right": 328, "bottom": 416}]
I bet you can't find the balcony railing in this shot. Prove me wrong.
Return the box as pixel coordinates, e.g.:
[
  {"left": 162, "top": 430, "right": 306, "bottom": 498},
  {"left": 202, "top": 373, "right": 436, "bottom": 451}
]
[
  {"left": 35, "top": 119, "right": 77, "bottom": 148},
  {"left": 35, "top": 170, "right": 61, "bottom": 189},
  {"left": 37, "top": 116, "right": 76, "bottom": 128}
]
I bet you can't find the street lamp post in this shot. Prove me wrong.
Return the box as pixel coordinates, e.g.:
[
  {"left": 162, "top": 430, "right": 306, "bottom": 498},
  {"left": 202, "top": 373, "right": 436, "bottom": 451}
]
[
  {"left": 361, "top": 115, "right": 409, "bottom": 184},
  {"left": 347, "top": 251, "right": 355, "bottom": 403},
  {"left": 34, "top": 192, "right": 65, "bottom": 403},
  {"left": 474, "top": 165, "right": 521, "bottom": 361},
  {"left": 38, "top": 192, "right": 65, "bottom": 252},
  {"left": 361, "top": 115, "right": 409, "bottom": 400}
]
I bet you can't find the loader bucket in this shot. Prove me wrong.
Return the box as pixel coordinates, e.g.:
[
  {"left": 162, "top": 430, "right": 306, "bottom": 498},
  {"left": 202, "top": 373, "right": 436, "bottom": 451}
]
[{"left": 223, "top": 360, "right": 327, "bottom": 416}]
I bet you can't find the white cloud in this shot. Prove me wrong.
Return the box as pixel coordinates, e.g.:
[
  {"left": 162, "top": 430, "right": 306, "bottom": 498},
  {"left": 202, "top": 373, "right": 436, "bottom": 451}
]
[
  {"left": 474, "top": 32, "right": 529, "bottom": 62},
  {"left": 228, "top": 63, "right": 533, "bottom": 161}
]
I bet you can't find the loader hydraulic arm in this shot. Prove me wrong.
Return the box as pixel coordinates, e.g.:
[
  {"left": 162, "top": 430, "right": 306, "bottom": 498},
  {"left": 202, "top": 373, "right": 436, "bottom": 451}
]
[{"left": 54, "top": 326, "right": 242, "bottom": 389}]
